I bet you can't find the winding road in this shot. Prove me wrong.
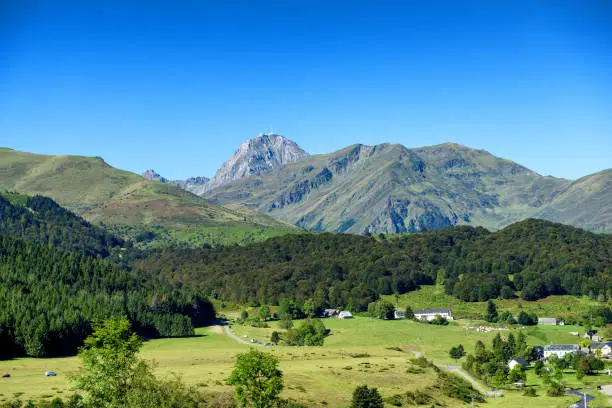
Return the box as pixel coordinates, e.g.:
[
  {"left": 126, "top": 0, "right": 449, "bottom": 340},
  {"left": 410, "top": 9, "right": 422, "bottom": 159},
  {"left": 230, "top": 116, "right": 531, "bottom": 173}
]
[
  {"left": 566, "top": 389, "right": 595, "bottom": 408},
  {"left": 407, "top": 350, "right": 502, "bottom": 397},
  {"left": 224, "top": 325, "right": 264, "bottom": 346}
]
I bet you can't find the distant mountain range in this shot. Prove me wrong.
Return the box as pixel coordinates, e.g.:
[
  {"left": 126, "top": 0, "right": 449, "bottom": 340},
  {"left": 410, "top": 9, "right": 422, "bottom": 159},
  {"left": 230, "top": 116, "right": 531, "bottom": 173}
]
[
  {"left": 142, "top": 169, "right": 210, "bottom": 191},
  {"left": 1, "top": 133, "right": 610, "bottom": 236},
  {"left": 151, "top": 134, "right": 610, "bottom": 234}
]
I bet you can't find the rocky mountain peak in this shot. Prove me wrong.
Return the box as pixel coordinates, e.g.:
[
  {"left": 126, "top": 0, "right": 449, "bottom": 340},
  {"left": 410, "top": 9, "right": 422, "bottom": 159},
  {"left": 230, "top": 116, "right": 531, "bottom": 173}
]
[
  {"left": 200, "top": 133, "right": 309, "bottom": 193},
  {"left": 142, "top": 169, "right": 167, "bottom": 182}
]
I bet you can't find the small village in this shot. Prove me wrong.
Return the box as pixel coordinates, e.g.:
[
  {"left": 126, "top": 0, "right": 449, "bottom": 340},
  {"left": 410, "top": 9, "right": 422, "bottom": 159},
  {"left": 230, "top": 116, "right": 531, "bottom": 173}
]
[{"left": 314, "top": 305, "right": 612, "bottom": 405}]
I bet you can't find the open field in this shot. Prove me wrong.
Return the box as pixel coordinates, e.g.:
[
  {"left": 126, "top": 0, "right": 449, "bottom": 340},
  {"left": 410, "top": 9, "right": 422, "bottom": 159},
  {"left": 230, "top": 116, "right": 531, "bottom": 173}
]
[
  {"left": 3, "top": 317, "right": 611, "bottom": 407},
  {"left": 384, "top": 285, "right": 609, "bottom": 321}
]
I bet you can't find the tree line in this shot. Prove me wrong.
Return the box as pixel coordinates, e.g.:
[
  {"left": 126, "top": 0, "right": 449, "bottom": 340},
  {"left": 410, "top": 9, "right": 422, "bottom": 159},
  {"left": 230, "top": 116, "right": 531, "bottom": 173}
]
[
  {"left": 0, "top": 233, "right": 214, "bottom": 359},
  {"left": 137, "top": 219, "right": 611, "bottom": 310},
  {"left": 0, "top": 193, "right": 124, "bottom": 258},
  {"left": 0, "top": 193, "right": 610, "bottom": 359}
]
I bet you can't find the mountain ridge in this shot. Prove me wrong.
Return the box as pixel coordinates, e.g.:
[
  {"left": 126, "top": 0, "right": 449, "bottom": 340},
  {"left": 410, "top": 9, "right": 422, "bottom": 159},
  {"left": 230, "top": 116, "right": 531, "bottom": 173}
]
[
  {"left": 0, "top": 147, "right": 293, "bottom": 233},
  {"left": 197, "top": 139, "right": 608, "bottom": 233}
]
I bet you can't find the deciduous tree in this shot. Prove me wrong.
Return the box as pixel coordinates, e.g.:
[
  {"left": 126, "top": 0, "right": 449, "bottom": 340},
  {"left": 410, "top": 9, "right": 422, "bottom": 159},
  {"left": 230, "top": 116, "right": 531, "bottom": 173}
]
[{"left": 228, "top": 349, "right": 283, "bottom": 408}]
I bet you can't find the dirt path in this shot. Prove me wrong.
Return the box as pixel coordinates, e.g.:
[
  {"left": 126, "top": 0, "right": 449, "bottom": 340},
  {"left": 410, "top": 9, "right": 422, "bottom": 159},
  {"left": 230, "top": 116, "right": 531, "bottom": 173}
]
[
  {"left": 406, "top": 349, "right": 502, "bottom": 397},
  {"left": 209, "top": 325, "right": 224, "bottom": 334},
  {"left": 224, "top": 325, "right": 262, "bottom": 346}
]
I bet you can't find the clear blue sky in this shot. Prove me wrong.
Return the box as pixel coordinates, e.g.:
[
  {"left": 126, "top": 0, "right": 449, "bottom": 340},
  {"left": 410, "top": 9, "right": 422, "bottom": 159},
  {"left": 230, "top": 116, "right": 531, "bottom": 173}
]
[{"left": 2, "top": 1, "right": 611, "bottom": 180}]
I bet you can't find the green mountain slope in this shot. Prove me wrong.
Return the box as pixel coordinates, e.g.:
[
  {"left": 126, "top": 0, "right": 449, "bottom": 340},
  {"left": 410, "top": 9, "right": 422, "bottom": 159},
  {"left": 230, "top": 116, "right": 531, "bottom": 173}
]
[
  {"left": 0, "top": 192, "right": 123, "bottom": 257},
  {"left": 205, "top": 142, "right": 601, "bottom": 233},
  {"left": 535, "top": 169, "right": 611, "bottom": 233},
  {"left": 0, "top": 148, "right": 296, "bottom": 245}
]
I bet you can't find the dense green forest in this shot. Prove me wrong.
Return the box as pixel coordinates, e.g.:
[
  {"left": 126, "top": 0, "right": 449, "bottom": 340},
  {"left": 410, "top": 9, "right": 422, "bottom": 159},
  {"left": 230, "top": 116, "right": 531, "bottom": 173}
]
[
  {"left": 0, "top": 192, "right": 610, "bottom": 360},
  {"left": 0, "top": 234, "right": 215, "bottom": 359},
  {"left": 0, "top": 192, "right": 124, "bottom": 258},
  {"left": 0, "top": 194, "right": 215, "bottom": 359},
  {"left": 138, "top": 219, "right": 611, "bottom": 309}
]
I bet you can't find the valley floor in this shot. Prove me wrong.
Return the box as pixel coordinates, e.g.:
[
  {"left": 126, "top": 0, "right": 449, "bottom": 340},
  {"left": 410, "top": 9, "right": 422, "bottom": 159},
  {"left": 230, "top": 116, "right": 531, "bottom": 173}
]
[{"left": 2, "top": 316, "right": 611, "bottom": 407}]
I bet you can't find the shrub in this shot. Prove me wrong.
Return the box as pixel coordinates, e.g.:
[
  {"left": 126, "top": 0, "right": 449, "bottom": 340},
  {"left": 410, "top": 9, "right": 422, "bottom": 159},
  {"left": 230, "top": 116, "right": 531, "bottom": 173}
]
[
  {"left": 435, "top": 371, "right": 483, "bottom": 403},
  {"left": 384, "top": 394, "right": 403, "bottom": 407},
  {"left": 405, "top": 390, "right": 433, "bottom": 405},
  {"left": 351, "top": 385, "right": 383, "bottom": 408},
  {"left": 410, "top": 356, "right": 434, "bottom": 368},
  {"left": 547, "top": 382, "right": 565, "bottom": 397},
  {"left": 523, "top": 387, "right": 537, "bottom": 397},
  {"left": 429, "top": 316, "right": 449, "bottom": 325},
  {"left": 367, "top": 300, "right": 395, "bottom": 320}
]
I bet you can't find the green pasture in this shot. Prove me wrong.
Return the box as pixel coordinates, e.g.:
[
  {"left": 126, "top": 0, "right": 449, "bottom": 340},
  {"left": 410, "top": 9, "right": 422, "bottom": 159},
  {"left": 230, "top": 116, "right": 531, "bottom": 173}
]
[
  {"left": 384, "top": 285, "right": 608, "bottom": 321},
  {"left": 1, "top": 318, "right": 610, "bottom": 407}
]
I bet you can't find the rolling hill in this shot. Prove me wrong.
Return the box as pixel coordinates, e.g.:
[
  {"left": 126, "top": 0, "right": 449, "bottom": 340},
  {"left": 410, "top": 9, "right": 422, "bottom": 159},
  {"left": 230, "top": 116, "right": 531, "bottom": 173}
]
[{"left": 0, "top": 148, "right": 296, "bottom": 245}]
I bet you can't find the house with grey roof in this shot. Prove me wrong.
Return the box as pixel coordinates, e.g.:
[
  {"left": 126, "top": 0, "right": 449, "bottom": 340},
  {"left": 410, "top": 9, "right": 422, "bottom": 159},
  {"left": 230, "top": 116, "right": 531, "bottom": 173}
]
[
  {"left": 508, "top": 358, "right": 529, "bottom": 370},
  {"left": 413, "top": 308, "right": 453, "bottom": 321},
  {"left": 589, "top": 341, "right": 612, "bottom": 357},
  {"left": 543, "top": 344, "right": 579, "bottom": 359}
]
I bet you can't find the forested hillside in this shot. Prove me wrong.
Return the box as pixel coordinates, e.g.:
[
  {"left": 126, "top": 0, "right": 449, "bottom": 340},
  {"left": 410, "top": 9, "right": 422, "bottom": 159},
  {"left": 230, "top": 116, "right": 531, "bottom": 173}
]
[
  {"left": 0, "top": 234, "right": 215, "bottom": 359},
  {"left": 0, "top": 192, "right": 124, "bottom": 258},
  {"left": 0, "top": 194, "right": 216, "bottom": 359},
  {"left": 139, "top": 219, "right": 611, "bottom": 308},
  {"left": 0, "top": 193, "right": 609, "bottom": 361}
]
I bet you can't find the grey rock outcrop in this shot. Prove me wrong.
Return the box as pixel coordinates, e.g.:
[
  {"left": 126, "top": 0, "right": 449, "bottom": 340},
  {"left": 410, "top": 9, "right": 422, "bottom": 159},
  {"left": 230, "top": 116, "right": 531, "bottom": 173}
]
[{"left": 190, "top": 133, "right": 309, "bottom": 195}]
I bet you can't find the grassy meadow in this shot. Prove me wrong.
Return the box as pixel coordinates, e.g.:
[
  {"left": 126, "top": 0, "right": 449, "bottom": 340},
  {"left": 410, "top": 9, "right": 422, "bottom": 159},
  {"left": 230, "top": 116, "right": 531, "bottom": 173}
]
[
  {"left": 2, "top": 316, "right": 610, "bottom": 407},
  {"left": 384, "top": 284, "right": 608, "bottom": 321}
]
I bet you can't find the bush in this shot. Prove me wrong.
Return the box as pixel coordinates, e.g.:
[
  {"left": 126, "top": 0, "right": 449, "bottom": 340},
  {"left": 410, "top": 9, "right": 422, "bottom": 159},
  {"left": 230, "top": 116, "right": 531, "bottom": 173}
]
[
  {"left": 405, "top": 390, "right": 433, "bottom": 405},
  {"left": 428, "top": 316, "right": 449, "bottom": 325},
  {"left": 523, "top": 387, "right": 537, "bottom": 397},
  {"left": 435, "top": 371, "right": 483, "bottom": 403},
  {"left": 517, "top": 311, "right": 537, "bottom": 326},
  {"left": 547, "top": 382, "right": 565, "bottom": 397},
  {"left": 279, "top": 319, "right": 294, "bottom": 330},
  {"left": 498, "top": 311, "right": 515, "bottom": 324},
  {"left": 406, "top": 366, "right": 425, "bottom": 374},
  {"left": 351, "top": 385, "right": 383, "bottom": 408},
  {"left": 283, "top": 319, "right": 328, "bottom": 346},
  {"left": 367, "top": 300, "right": 395, "bottom": 320},
  {"left": 384, "top": 394, "right": 403, "bottom": 407},
  {"left": 410, "top": 356, "right": 434, "bottom": 368}
]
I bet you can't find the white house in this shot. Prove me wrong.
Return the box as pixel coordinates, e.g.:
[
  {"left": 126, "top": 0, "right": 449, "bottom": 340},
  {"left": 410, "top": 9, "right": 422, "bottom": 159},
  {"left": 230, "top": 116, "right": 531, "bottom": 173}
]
[
  {"left": 543, "top": 344, "right": 579, "bottom": 359},
  {"left": 394, "top": 310, "right": 406, "bottom": 319},
  {"left": 338, "top": 311, "right": 353, "bottom": 319},
  {"left": 413, "top": 308, "right": 453, "bottom": 321},
  {"left": 508, "top": 358, "right": 528, "bottom": 370},
  {"left": 589, "top": 342, "right": 612, "bottom": 357},
  {"left": 537, "top": 317, "right": 558, "bottom": 326}
]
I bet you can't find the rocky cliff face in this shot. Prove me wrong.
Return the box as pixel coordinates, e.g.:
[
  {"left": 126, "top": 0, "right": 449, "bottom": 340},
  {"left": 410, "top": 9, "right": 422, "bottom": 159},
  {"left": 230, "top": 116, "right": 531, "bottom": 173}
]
[
  {"left": 188, "top": 133, "right": 309, "bottom": 195},
  {"left": 142, "top": 169, "right": 167, "bottom": 182},
  {"left": 171, "top": 175, "right": 210, "bottom": 190},
  {"left": 142, "top": 169, "right": 210, "bottom": 191}
]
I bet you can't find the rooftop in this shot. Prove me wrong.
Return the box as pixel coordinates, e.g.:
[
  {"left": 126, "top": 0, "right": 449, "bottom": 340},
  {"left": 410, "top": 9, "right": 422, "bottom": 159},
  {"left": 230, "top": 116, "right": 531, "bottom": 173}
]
[
  {"left": 510, "top": 357, "right": 528, "bottom": 364},
  {"left": 590, "top": 342, "right": 612, "bottom": 348},
  {"left": 414, "top": 308, "right": 451, "bottom": 314},
  {"left": 544, "top": 344, "right": 579, "bottom": 351}
]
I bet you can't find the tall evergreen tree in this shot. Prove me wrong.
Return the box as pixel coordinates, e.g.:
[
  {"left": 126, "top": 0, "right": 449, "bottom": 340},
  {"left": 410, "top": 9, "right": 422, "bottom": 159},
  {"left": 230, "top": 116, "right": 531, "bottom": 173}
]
[{"left": 485, "top": 300, "right": 498, "bottom": 322}]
